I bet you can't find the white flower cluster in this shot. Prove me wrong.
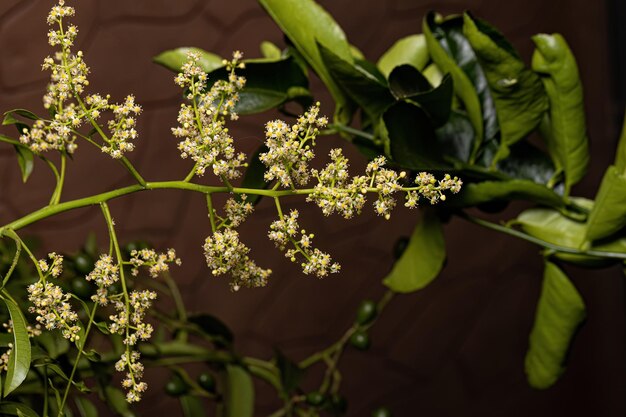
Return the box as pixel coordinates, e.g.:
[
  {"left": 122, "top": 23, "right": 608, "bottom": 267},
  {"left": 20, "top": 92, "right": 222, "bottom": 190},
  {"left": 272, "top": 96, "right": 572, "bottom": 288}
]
[
  {"left": 172, "top": 51, "right": 247, "bottom": 179},
  {"left": 86, "top": 254, "right": 119, "bottom": 305},
  {"left": 19, "top": 1, "right": 141, "bottom": 157},
  {"left": 259, "top": 103, "right": 328, "bottom": 188},
  {"left": 129, "top": 248, "right": 181, "bottom": 278},
  {"left": 406, "top": 172, "right": 463, "bottom": 206},
  {"left": 268, "top": 210, "right": 340, "bottom": 277},
  {"left": 115, "top": 351, "right": 147, "bottom": 403},
  {"left": 109, "top": 290, "right": 156, "bottom": 402},
  {"left": 27, "top": 283, "right": 80, "bottom": 342},
  {"left": 203, "top": 229, "right": 271, "bottom": 291},
  {"left": 103, "top": 95, "right": 142, "bottom": 158},
  {"left": 224, "top": 195, "right": 254, "bottom": 228}
]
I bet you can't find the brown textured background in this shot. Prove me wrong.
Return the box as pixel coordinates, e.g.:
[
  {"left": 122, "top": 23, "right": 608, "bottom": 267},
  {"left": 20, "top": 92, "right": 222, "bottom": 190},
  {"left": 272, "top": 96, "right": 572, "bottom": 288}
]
[{"left": 0, "top": 0, "right": 624, "bottom": 416}]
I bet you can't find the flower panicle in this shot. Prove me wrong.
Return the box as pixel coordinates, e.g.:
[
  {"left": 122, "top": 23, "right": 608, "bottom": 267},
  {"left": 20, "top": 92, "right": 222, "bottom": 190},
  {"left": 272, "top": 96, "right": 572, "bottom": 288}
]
[
  {"left": 268, "top": 209, "right": 340, "bottom": 278},
  {"left": 129, "top": 248, "right": 182, "bottom": 278},
  {"left": 173, "top": 51, "right": 247, "bottom": 180},
  {"left": 19, "top": 0, "right": 141, "bottom": 158}
]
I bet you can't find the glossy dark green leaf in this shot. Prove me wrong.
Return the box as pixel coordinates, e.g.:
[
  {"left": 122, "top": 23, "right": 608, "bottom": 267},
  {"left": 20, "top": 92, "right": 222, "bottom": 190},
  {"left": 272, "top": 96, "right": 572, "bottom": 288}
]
[
  {"left": 14, "top": 146, "right": 34, "bottom": 183},
  {"left": 525, "top": 261, "right": 585, "bottom": 389},
  {"left": 1, "top": 292, "right": 31, "bottom": 397},
  {"left": 585, "top": 165, "right": 626, "bottom": 242},
  {"left": 377, "top": 34, "right": 429, "bottom": 78},
  {"left": 383, "top": 101, "right": 447, "bottom": 170},
  {"left": 179, "top": 395, "right": 205, "bottom": 417},
  {"left": 0, "top": 403, "right": 39, "bottom": 417},
  {"left": 224, "top": 365, "right": 254, "bottom": 417},
  {"left": 259, "top": 0, "right": 354, "bottom": 123},
  {"left": 208, "top": 56, "right": 312, "bottom": 115},
  {"left": 187, "top": 314, "right": 233, "bottom": 348},
  {"left": 318, "top": 43, "right": 395, "bottom": 120},
  {"left": 447, "top": 179, "right": 564, "bottom": 208},
  {"left": 424, "top": 13, "right": 497, "bottom": 154},
  {"left": 435, "top": 110, "right": 474, "bottom": 163},
  {"left": 274, "top": 349, "right": 304, "bottom": 394},
  {"left": 387, "top": 65, "right": 453, "bottom": 127},
  {"left": 383, "top": 210, "right": 445, "bottom": 293},
  {"left": 496, "top": 141, "right": 556, "bottom": 185},
  {"left": 532, "top": 33, "right": 588, "bottom": 194},
  {"left": 75, "top": 397, "right": 98, "bottom": 417},
  {"left": 153, "top": 47, "right": 223, "bottom": 73},
  {"left": 463, "top": 13, "right": 548, "bottom": 164},
  {"left": 388, "top": 64, "right": 437, "bottom": 99}
]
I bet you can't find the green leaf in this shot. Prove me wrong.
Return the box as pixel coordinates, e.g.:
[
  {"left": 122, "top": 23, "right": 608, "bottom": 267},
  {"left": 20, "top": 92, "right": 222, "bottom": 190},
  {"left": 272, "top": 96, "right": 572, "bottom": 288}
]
[
  {"left": 75, "top": 397, "right": 98, "bottom": 417},
  {"left": 388, "top": 66, "right": 454, "bottom": 127},
  {"left": 377, "top": 34, "right": 430, "bottom": 78},
  {"left": 3, "top": 109, "right": 39, "bottom": 126},
  {"left": 0, "top": 403, "right": 40, "bottom": 417},
  {"left": 153, "top": 47, "right": 223, "bottom": 73},
  {"left": 423, "top": 13, "right": 495, "bottom": 155},
  {"left": 383, "top": 210, "right": 445, "bottom": 293},
  {"left": 515, "top": 200, "right": 626, "bottom": 266},
  {"left": 179, "top": 396, "right": 205, "bottom": 417},
  {"left": 35, "top": 331, "right": 69, "bottom": 359},
  {"left": 435, "top": 110, "right": 474, "bottom": 163},
  {"left": 207, "top": 56, "right": 312, "bottom": 115},
  {"left": 104, "top": 387, "right": 136, "bottom": 417},
  {"left": 260, "top": 41, "right": 282, "bottom": 60},
  {"left": 1, "top": 292, "right": 31, "bottom": 397},
  {"left": 525, "top": 261, "right": 585, "bottom": 389},
  {"left": 259, "top": 0, "right": 354, "bottom": 123},
  {"left": 585, "top": 165, "right": 626, "bottom": 242},
  {"left": 14, "top": 146, "right": 34, "bottom": 183},
  {"left": 318, "top": 43, "right": 395, "bottom": 120},
  {"left": 187, "top": 314, "right": 233, "bottom": 348},
  {"left": 383, "top": 101, "right": 447, "bottom": 170},
  {"left": 448, "top": 179, "right": 564, "bottom": 208},
  {"left": 274, "top": 349, "right": 304, "bottom": 394},
  {"left": 224, "top": 365, "right": 254, "bottom": 417},
  {"left": 532, "top": 33, "right": 589, "bottom": 194},
  {"left": 463, "top": 13, "right": 549, "bottom": 164},
  {"left": 496, "top": 141, "right": 556, "bottom": 185}
]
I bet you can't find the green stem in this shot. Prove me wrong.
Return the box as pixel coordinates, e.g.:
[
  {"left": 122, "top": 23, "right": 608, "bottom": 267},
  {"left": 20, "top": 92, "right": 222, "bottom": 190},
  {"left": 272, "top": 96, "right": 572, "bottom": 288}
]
[
  {"left": 327, "top": 123, "right": 375, "bottom": 141},
  {"left": 457, "top": 211, "right": 626, "bottom": 260},
  {"left": 58, "top": 301, "right": 98, "bottom": 416},
  {"left": 49, "top": 152, "right": 66, "bottom": 205},
  {"left": 206, "top": 193, "right": 217, "bottom": 232},
  {"left": 163, "top": 272, "right": 188, "bottom": 342}
]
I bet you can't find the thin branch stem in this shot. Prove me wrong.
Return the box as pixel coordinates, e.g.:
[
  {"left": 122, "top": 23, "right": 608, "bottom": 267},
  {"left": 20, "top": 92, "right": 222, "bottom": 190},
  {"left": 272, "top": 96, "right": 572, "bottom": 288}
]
[{"left": 457, "top": 211, "right": 626, "bottom": 260}]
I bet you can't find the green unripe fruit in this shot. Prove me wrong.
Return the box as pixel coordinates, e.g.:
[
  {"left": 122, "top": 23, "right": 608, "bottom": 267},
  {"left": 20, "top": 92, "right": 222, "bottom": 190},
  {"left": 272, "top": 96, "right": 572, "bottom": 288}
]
[
  {"left": 355, "top": 300, "right": 377, "bottom": 325},
  {"left": 164, "top": 375, "right": 188, "bottom": 396},
  {"left": 305, "top": 391, "right": 326, "bottom": 406},
  {"left": 197, "top": 372, "right": 216, "bottom": 392},
  {"left": 349, "top": 330, "right": 370, "bottom": 350},
  {"left": 372, "top": 407, "right": 392, "bottom": 417},
  {"left": 70, "top": 277, "right": 92, "bottom": 299},
  {"left": 73, "top": 252, "right": 94, "bottom": 275}
]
